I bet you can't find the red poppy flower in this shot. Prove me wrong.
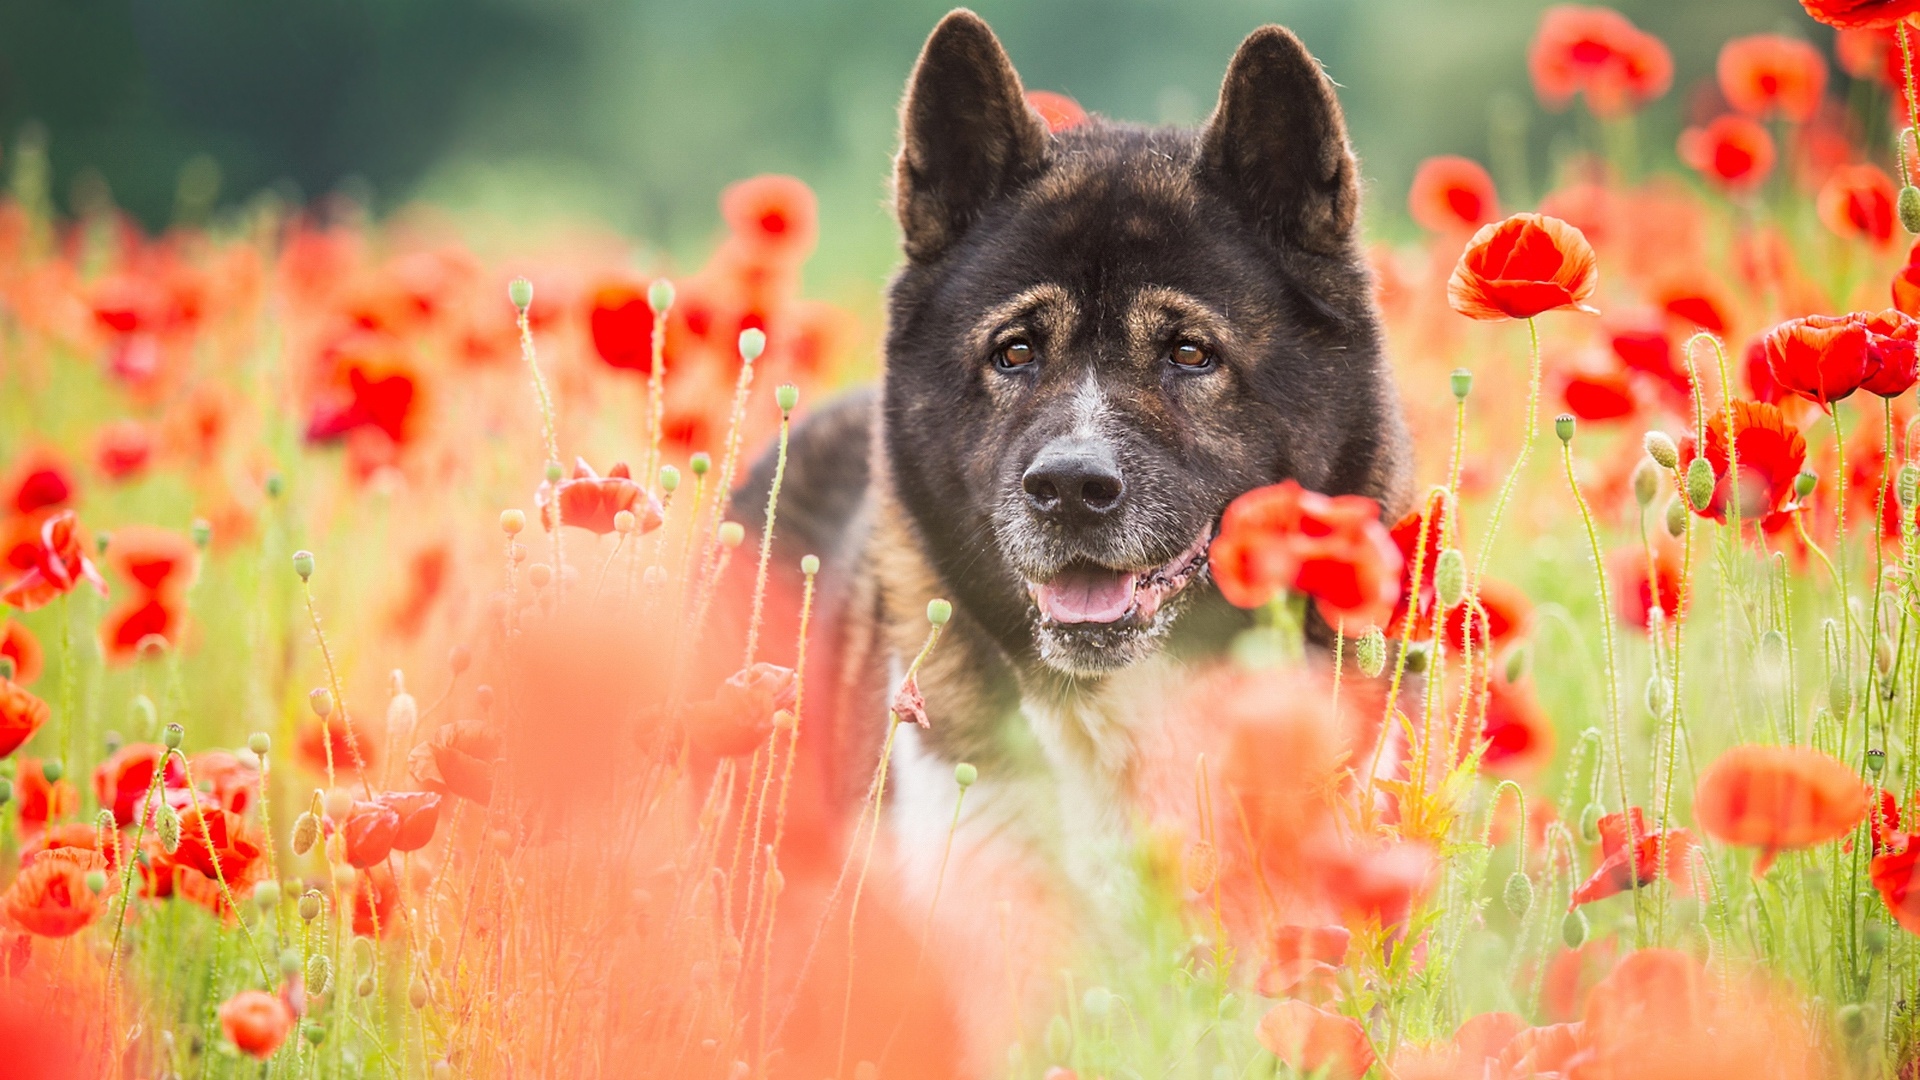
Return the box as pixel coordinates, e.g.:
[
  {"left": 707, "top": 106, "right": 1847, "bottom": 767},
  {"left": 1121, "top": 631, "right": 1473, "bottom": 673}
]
[
  {"left": 3, "top": 849, "right": 108, "bottom": 937},
  {"left": 1255, "top": 1000, "right": 1374, "bottom": 1080},
  {"left": 1800, "top": 0, "right": 1920, "bottom": 29},
  {"left": 379, "top": 790, "right": 443, "bottom": 852},
  {"left": 1318, "top": 840, "right": 1435, "bottom": 933},
  {"left": 719, "top": 174, "right": 818, "bottom": 265},
  {"left": 1208, "top": 480, "right": 1403, "bottom": 629},
  {"left": 1446, "top": 214, "right": 1599, "bottom": 321},
  {"left": 1408, "top": 156, "right": 1500, "bottom": 234},
  {"left": 20, "top": 821, "right": 123, "bottom": 874},
  {"left": 172, "top": 805, "right": 264, "bottom": 883},
  {"left": 352, "top": 863, "right": 402, "bottom": 938},
  {"left": 0, "top": 510, "right": 107, "bottom": 612},
  {"left": 106, "top": 526, "right": 196, "bottom": 594},
  {"left": 1256, "top": 924, "right": 1350, "bottom": 998},
  {"left": 5, "top": 452, "right": 74, "bottom": 516},
  {"left": 1570, "top": 807, "right": 1692, "bottom": 907},
  {"left": 1718, "top": 35, "right": 1827, "bottom": 122},
  {"left": 1870, "top": 828, "right": 1920, "bottom": 931},
  {"left": 408, "top": 718, "right": 500, "bottom": 804},
  {"left": 94, "top": 420, "right": 153, "bottom": 482},
  {"left": 1385, "top": 494, "right": 1446, "bottom": 642},
  {"left": 1678, "top": 115, "right": 1776, "bottom": 191},
  {"left": 93, "top": 743, "right": 185, "bottom": 827},
  {"left": 1476, "top": 674, "right": 1556, "bottom": 778},
  {"left": 1021, "top": 90, "right": 1086, "bottom": 134},
  {"left": 1696, "top": 745, "right": 1868, "bottom": 875},
  {"left": 586, "top": 280, "right": 657, "bottom": 372},
  {"left": 687, "top": 662, "right": 797, "bottom": 757},
  {"left": 192, "top": 750, "right": 260, "bottom": 817},
  {"left": 1442, "top": 577, "right": 1532, "bottom": 655},
  {"left": 1764, "top": 313, "right": 1872, "bottom": 407},
  {"left": 1894, "top": 241, "right": 1920, "bottom": 316},
  {"left": 1606, "top": 542, "right": 1682, "bottom": 632},
  {"left": 341, "top": 799, "right": 402, "bottom": 868},
  {"left": 1837, "top": 26, "right": 1902, "bottom": 83},
  {"left": 1862, "top": 308, "right": 1920, "bottom": 397},
  {"left": 1529, "top": 5, "right": 1673, "bottom": 118},
  {"left": 1558, "top": 365, "right": 1638, "bottom": 420},
  {"left": 101, "top": 593, "right": 186, "bottom": 665},
  {"left": 536, "top": 458, "right": 665, "bottom": 536},
  {"left": 219, "top": 990, "right": 293, "bottom": 1059},
  {"left": 0, "top": 618, "right": 41, "bottom": 685},
  {"left": 1680, "top": 400, "right": 1807, "bottom": 524},
  {"left": 0, "top": 674, "right": 50, "bottom": 759},
  {"left": 304, "top": 334, "right": 421, "bottom": 447},
  {"left": 1818, "top": 164, "right": 1898, "bottom": 246},
  {"left": 14, "top": 757, "right": 76, "bottom": 832},
  {"left": 1654, "top": 279, "right": 1733, "bottom": 336},
  {"left": 1496, "top": 1023, "right": 1585, "bottom": 1078},
  {"left": 296, "top": 715, "right": 378, "bottom": 778}
]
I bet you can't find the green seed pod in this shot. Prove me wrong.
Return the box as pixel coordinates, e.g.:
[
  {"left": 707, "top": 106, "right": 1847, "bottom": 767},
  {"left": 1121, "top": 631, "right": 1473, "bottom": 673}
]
[
  {"left": 690, "top": 452, "right": 712, "bottom": 477},
  {"left": 1403, "top": 642, "right": 1429, "bottom": 675},
  {"left": 292, "top": 550, "right": 314, "bottom": 581},
  {"left": 95, "top": 531, "right": 111, "bottom": 556},
  {"left": 303, "top": 1022, "right": 326, "bottom": 1046},
  {"left": 1631, "top": 458, "right": 1660, "bottom": 508},
  {"left": 0, "top": 657, "right": 10, "bottom": 681},
  {"left": 1082, "top": 985, "right": 1113, "bottom": 1017},
  {"left": 190, "top": 519, "right": 212, "bottom": 549},
  {"left": 1645, "top": 675, "right": 1670, "bottom": 718},
  {"left": 499, "top": 508, "right": 526, "bottom": 535},
  {"left": 40, "top": 760, "right": 63, "bottom": 784},
  {"left": 1838, "top": 1001, "right": 1869, "bottom": 1039},
  {"left": 306, "top": 954, "right": 332, "bottom": 996},
  {"left": 84, "top": 870, "right": 106, "bottom": 894},
  {"left": 1450, "top": 368, "right": 1472, "bottom": 401},
  {"left": 309, "top": 687, "right": 333, "bottom": 718},
  {"left": 248, "top": 732, "right": 270, "bottom": 756},
  {"left": 544, "top": 459, "right": 563, "bottom": 483},
  {"left": 291, "top": 812, "right": 319, "bottom": 857},
  {"left": 1554, "top": 413, "right": 1575, "bottom": 444},
  {"left": 1866, "top": 919, "right": 1890, "bottom": 954},
  {"left": 279, "top": 948, "right": 302, "bottom": 975},
  {"left": 1664, "top": 495, "right": 1688, "bottom": 538},
  {"left": 508, "top": 277, "right": 533, "bottom": 311},
  {"left": 1686, "top": 457, "right": 1716, "bottom": 512},
  {"left": 1643, "top": 431, "right": 1679, "bottom": 469},
  {"left": 954, "top": 761, "right": 978, "bottom": 788},
  {"left": 0, "top": 777, "right": 12, "bottom": 806},
  {"left": 1503, "top": 871, "right": 1533, "bottom": 919},
  {"left": 928, "top": 598, "right": 953, "bottom": 626},
  {"left": 647, "top": 278, "right": 675, "bottom": 314},
  {"left": 356, "top": 975, "right": 376, "bottom": 998},
  {"left": 300, "top": 889, "right": 323, "bottom": 921},
  {"left": 738, "top": 328, "right": 767, "bottom": 363},
  {"left": 1356, "top": 628, "right": 1387, "bottom": 678},
  {"left": 264, "top": 473, "right": 284, "bottom": 499},
  {"left": 1868, "top": 748, "right": 1886, "bottom": 773},
  {"left": 718, "top": 522, "right": 745, "bottom": 549},
  {"left": 1795, "top": 469, "right": 1817, "bottom": 500},
  {"left": 156, "top": 802, "right": 181, "bottom": 853},
  {"left": 1830, "top": 671, "right": 1853, "bottom": 722},
  {"left": 1435, "top": 548, "right": 1467, "bottom": 610},
  {"left": 162, "top": 722, "right": 184, "bottom": 750},
  {"left": 800, "top": 554, "right": 821, "bottom": 576},
  {"left": 254, "top": 880, "right": 281, "bottom": 910},
  {"left": 1579, "top": 804, "right": 1604, "bottom": 844},
  {"left": 1561, "top": 908, "right": 1589, "bottom": 949},
  {"left": 1902, "top": 185, "right": 1920, "bottom": 234},
  {"left": 775, "top": 383, "right": 799, "bottom": 413},
  {"left": 1757, "top": 629, "right": 1788, "bottom": 669},
  {"left": 659, "top": 465, "right": 681, "bottom": 493},
  {"left": 1503, "top": 644, "right": 1529, "bottom": 684},
  {"left": 410, "top": 977, "right": 430, "bottom": 1009}
]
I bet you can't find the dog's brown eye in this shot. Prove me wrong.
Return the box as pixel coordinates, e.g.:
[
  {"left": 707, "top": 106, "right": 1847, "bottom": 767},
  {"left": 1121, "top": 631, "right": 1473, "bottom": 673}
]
[
  {"left": 997, "top": 341, "right": 1035, "bottom": 369},
  {"left": 1169, "top": 342, "right": 1212, "bottom": 368}
]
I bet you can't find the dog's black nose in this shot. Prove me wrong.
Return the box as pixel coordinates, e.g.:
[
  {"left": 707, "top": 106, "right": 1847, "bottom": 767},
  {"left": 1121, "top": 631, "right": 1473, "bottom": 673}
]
[{"left": 1023, "top": 440, "right": 1124, "bottom": 518}]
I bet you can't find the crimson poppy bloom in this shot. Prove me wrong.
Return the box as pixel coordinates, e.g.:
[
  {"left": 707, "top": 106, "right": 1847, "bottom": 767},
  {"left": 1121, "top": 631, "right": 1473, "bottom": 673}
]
[
  {"left": 304, "top": 334, "right": 421, "bottom": 447},
  {"left": 1256, "top": 924, "right": 1350, "bottom": 998},
  {"left": 94, "top": 419, "right": 153, "bottom": 482},
  {"left": 1442, "top": 576, "right": 1532, "bottom": 655},
  {"left": 1496, "top": 1023, "right": 1585, "bottom": 1078},
  {"left": 1255, "top": 1000, "right": 1374, "bottom": 1080},
  {"left": 352, "top": 863, "right": 402, "bottom": 937},
  {"left": 296, "top": 715, "right": 378, "bottom": 777},
  {"left": 1894, "top": 241, "right": 1920, "bottom": 316},
  {"left": 1607, "top": 542, "right": 1682, "bottom": 632},
  {"left": 1862, "top": 308, "right": 1920, "bottom": 397},
  {"left": 379, "top": 790, "right": 443, "bottom": 852},
  {"left": 192, "top": 750, "right": 259, "bottom": 816},
  {"left": 1681, "top": 400, "right": 1808, "bottom": 524},
  {"left": 1695, "top": 744, "right": 1867, "bottom": 875},
  {"left": 20, "top": 821, "right": 120, "bottom": 871},
  {"left": 5, "top": 451, "right": 73, "bottom": 517},
  {"left": 0, "top": 510, "right": 106, "bottom": 612},
  {"left": 219, "top": 990, "right": 293, "bottom": 1059},
  {"left": 1024, "top": 90, "right": 1087, "bottom": 133},
  {"left": 1800, "top": 0, "right": 1920, "bottom": 28},
  {"left": 1764, "top": 313, "right": 1872, "bottom": 407},
  {"left": 14, "top": 757, "right": 76, "bottom": 832},
  {"left": 1678, "top": 115, "right": 1776, "bottom": 192},
  {"left": 341, "top": 800, "right": 402, "bottom": 868},
  {"left": 93, "top": 742, "right": 184, "bottom": 827},
  {"left": 101, "top": 594, "right": 186, "bottom": 665},
  {"left": 106, "top": 526, "right": 196, "bottom": 594},
  {"left": 1476, "top": 674, "right": 1556, "bottom": 778},
  {"left": 1558, "top": 365, "right": 1638, "bottom": 420},
  {"left": 1570, "top": 807, "right": 1692, "bottom": 907},
  {"left": 0, "top": 674, "right": 49, "bottom": 759},
  {"left": 172, "top": 805, "right": 264, "bottom": 883},
  {"left": 1718, "top": 35, "right": 1827, "bottom": 122},
  {"left": 1446, "top": 214, "right": 1599, "bottom": 321},
  {"left": 1818, "top": 164, "right": 1898, "bottom": 246},
  {"left": 1408, "top": 156, "right": 1500, "bottom": 234},
  {"left": 1318, "top": 840, "right": 1435, "bottom": 933},
  {"left": 719, "top": 174, "right": 818, "bottom": 264},
  {"left": 536, "top": 458, "right": 665, "bottom": 536},
  {"left": 587, "top": 280, "right": 657, "bottom": 371},
  {"left": 0, "top": 618, "right": 41, "bottom": 685},
  {"left": 1529, "top": 5, "right": 1672, "bottom": 118},
  {"left": 408, "top": 718, "right": 500, "bottom": 804},
  {"left": 1208, "top": 480, "right": 1404, "bottom": 629},
  {"left": 3, "top": 849, "right": 108, "bottom": 937},
  {"left": 687, "top": 662, "right": 797, "bottom": 758}
]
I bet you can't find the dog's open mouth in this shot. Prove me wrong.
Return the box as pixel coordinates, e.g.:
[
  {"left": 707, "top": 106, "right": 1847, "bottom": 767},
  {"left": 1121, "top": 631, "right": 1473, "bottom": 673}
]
[{"left": 1025, "top": 530, "right": 1212, "bottom": 627}]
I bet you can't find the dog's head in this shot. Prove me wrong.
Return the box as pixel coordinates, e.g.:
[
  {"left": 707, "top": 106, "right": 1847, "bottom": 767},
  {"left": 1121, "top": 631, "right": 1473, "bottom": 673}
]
[{"left": 881, "top": 10, "right": 1409, "bottom": 677}]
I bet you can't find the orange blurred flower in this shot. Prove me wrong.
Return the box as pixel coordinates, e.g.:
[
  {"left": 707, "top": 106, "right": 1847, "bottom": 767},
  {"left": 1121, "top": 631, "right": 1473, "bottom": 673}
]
[
  {"left": 296, "top": 715, "right": 379, "bottom": 778},
  {"left": 1318, "top": 840, "right": 1436, "bottom": 934},
  {"left": 1678, "top": 115, "right": 1775, "bottom": 191},
  {"left": 1570, "top": 807, "right": 1691, "bottom": 907},
  {"left": 1408, "top": 156, "right": 1500, "bottom": 234},
  {"left": 1446, "top": 214, "right": 1598, "bottom": 321},
  {"left": 1695, "top": 744, "right": 1867, "bottom": 875},
  {"left": 1606, "top": 541, "right": 1682, "bottom": 632},
  {"left": 1529, "top": 5, "right": 1672, "bottom": 118},
  {"left": 1256, "top": 924, "right": 1350, "bottom": 998},
  {"left": 1764, "top": 312, "right": 1871, "bottom": 408},
  {"left": 1476, "top": 674, "right": 1556, "bottom": 778},
  {"left": 536, "top": 458, "right": 664, "bottom": 536},
  {"left": 1717, "top": 35, "right": 1827, "bottom": 122},
  {"left": 14, "top": 757, "right": 77, "bottom": 833},
  {"left": 1558, "top": 363, "right": 1638, "bottom": 421},
  {"left": 0, "top": 510, "right": 106, "bottom": 612},
  {"left": 192, "top": 750, "right": 260, "bottom": 816},
  {"left": 1025, "top": 90, "right": 1088, "bottom": 133},
  {"left": 106, "top": 525, "right": 196, "bottom": 594},
  {"left": 408, "top": 718, "right": 500, "bottom": 804},
  {"left": 687, "top": 662, "right": 796, "bottom": 758},
  {"left": 1255, "top": 1000, "right": 1374, "bottom": 1080},
  {"left": 218, "top": 989, "right": 293, "bottom": 1059},
  {"left": 352, "top": 863, "right": 401, "bottom": 937},
  {"left": 1837, "top": 26, "right": 1902, "bottom": 82},
  {"left": 93, "top": 419, "right": 154, "bottom": 483},
  {"left": 3, "top": 849, "right": 108, "bottom": 937},
  {"left": 1893, "top": 239, "right": 1920, "bottom": 315},
  {"left": 0, "top": 671, "right": 50, "bottom": 759},
  {"left": 1207, "top": 480, "right": 1403, "bottom": 629},
  {"left": 0, "top": 618, "right": 42, "bottom": 685},
  {"left": 719, "top": 174, "right": 818, "bottom": 266},
  {"left": 100, "top": 594, "right": 186, "bottom": 665},
  {"left": 4, "top": 450, "right": 74, "bottom": 517},
  {"left": 1817, "top": 163, "right": 1898, "bottom": 247}
]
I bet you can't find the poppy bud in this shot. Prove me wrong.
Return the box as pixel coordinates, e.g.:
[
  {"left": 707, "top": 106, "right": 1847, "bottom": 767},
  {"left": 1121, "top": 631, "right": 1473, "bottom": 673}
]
[
  {"left": 309, "top": 688, "right": 333, "bottom": 718},
  {"left": 528, "top": 563, "right": 553, "bottom": 589},
  {"left": 303, "top": 1022, "right": 326, "bottom": 1046},
  {"left": 1795, "top": 470, "right": 1817, "bottom": 500},
  {"left": 157, "top": 803, "right": 181, "bottom": 853},
  {"left": 1357, "top": 628, "right": 1387, "bottom": 678},
  {"left": 356, "top": 975, "right": 375, "bottom": 998},
  {"left": 387, "top": 691, "right": 418, "bottom": 740},
  {"left": 1082, "top": 986, "right": 1113, "bottom": 1017},
  {"left": 433, "top": 1063, "right": 454, "bottom": 1080},
  {"left": 1561, "top": 908, "right": 1589, "bottom": 949},
  {"left": 1579, "top": 804, "right": 1603, "bottom": 844},
  {"left": 1642, "top": 431, "right": 1678, "bottom": 469},
  {"left": 647, "top": 278, "right": 675, "bottom": 314},
  {"left": 279, "top": 949, "right": 301, "bottom": 975},
  {"left": 1901, "top": 465, "right": 1920, "bottom": 509},
  {"left": 545, "top": 460, "right": 563, "bottom": 484},
  {"left": 776, "top": 384, "right": 799, "bottom": 413},
  {"left": 307, "top": 955, "right": 332, "bottom": 996},
  {"left": 614, "top": 509, "right": 637, "bottom": 534},
  {"left": 1664, "top": 495, "right": 1688, "bottom": 538},
  {"left": 1504, "top": 870, "right": 1533, "bottom": 918},
  {"left": 718, "top": 523, "right": 745, "bottom": 549},
  {"left": 41, "top": 759, "right": 63, "bottom": 783},
  {"left": 1403, "top": 642, "right": 1429, "bottom": 674},
  {"left": 0, "top": 657, "right": 10, "bottom": 681},
  {"left": 660, "top": 465, "right": 681, "bottom": 493},
  {"left": 773, "top": 709, "right": 796, "bottom": 731},
  {"left": 0, "top": 777, "right": 10, "bottom": 806},
  {"left": 1645, "top": 675, "right": 1669, "bottom": 717},
  {"left": 1554, "top": 413, "right": 1575, "bottom": 444},
  {"left": 265, "top": 473, "right": 284, "bottom": 498},
  {"left": 84, "top": 869, "right": 106, "bottom": 895},
  {"left": 243, "top": 731, "right": 270, "bottom": 757},
  {"left": 1632, "top": 459, "right": 1660, "bottom": 508},
  {"left": 1838, "top": 1002, "right": 1868, "bottom": 1039},
  {"left": 1184, "top": 840, "right": 1219, "bottom": 892},
  {"left": 325, "top": 789, "right": 352, "bottom": 820},
  {"left": 928, "top": 598, "right": 953, "bottom": 626},
  {"left": 1435, "top": 549, "right": 1466, "bottom": 609},
  {"left": 476, "top": 684, "right": 495, "bottom": 714},
  {"left": 1902, "top": 186, "right": 1920, "bottom": 234},
  {"left": 691, "top": 452, "right": 712, "bottom": 477},
  {"left": 1686, "top": 457, "right": 1715, "bottom": 511},
  {"left": 739, "top": 328, "right": 767, "bottom": 363},
  {"left": 508, "top": 277, "right": 533, "bottom": 311},
  {"left": 1450, "top": 368, "right": 1472, "bottom": 400},
  {"left": 96, "top": 531, "right": 112, "bottom": 556},
  {"left": 450, "top": 644, "right": 472, "bottom": 675},
  {"left": 801, "top": 554, "right": 821, "bottom": 576},
  {"left": 254, "top": 880, "right": 281, "bottom": 910},
  {"left": 162, "top": 722, "right": 184, "bottom": 750},
  {"left": 1866, "top": 920, "right": 1889, "bottom": 954},
  {"left": 1503, "top": 644, "right": 1528, "bottom": 683},
  {"left": 300, "top": 889, "right": 323, "bottom": 921},
  {"left": 191, "top": 519, "right": 212, "bottom": 549},
  {"left": 954, "top": 761, "right": 978, "bottom": 788},
  {"left": 292, "top": 812, "right": 319, "bottom": 856},
  {"left": 500, "top": 509, "right": 526, "bottom": 535},
  {"left": 1831, "top": 671, "right": 1853, "bottom": 721},
  {"left": 292, "top": 550, "right": 314, "bottom": 582},
  {"left": 410, "top": 977, "right": 430, "bottom": 1009},
  {"left": 1868, "top": 748, "right": 1886, "bottom": 773}
]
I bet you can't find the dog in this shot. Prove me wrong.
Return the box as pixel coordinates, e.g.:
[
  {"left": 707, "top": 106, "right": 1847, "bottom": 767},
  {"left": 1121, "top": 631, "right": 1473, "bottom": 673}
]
[{"left": 736, "top": 8, "right": 1410, "bottom": 1045}]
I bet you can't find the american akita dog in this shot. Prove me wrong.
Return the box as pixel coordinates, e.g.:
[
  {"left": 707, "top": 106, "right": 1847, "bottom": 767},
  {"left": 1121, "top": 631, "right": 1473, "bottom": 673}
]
[{"left": 740, "top": 6, "right": 1409, "bottom": 935}]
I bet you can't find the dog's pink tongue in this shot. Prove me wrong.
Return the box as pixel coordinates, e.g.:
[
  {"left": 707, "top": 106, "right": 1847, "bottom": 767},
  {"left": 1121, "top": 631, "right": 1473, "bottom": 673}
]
[{"left": 1035, "top": 569, "right": 1137, "bottom": 624}]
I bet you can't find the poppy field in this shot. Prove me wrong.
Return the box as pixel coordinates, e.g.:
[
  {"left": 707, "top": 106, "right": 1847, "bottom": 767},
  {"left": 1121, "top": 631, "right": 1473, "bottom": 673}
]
[{"left": 18, "top": 2, "right": 1920, "bottom": 1078}]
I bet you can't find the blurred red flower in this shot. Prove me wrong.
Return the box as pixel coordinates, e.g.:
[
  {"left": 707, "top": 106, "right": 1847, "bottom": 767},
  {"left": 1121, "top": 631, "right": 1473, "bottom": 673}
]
[
  {"left": 1678, "top": 115, "right": 1775, "bottom": 191},
  {"left": 1026, "top": 90, "right": 1088, "bottom": 133},
  {"left": 106, "top": 526, "right": 197, "bottom": 594},
  {"left": 296, "top": 715, "right": 378, "bottom": 778},
  {"left": 1408, "top": 156, "right": 1500, "bottom": 234},
  {"left": 1319, "top": 840, "right": 1435, "bottom": 933},
  {"left": 1800, "top": 0, "right": 1920, "bottom": 29},
  {"left": 5, "top": 451, "right": 74, "bottom": 516},
  {"left": 1606, "top": 542, "right": 1681, "bottom": 632},
  {"left": 0, "top": 674, "right": 49, "bottom": 759},
  {"left": 1862, "top": 308, "right": 1920, "bottom": 396},
  {"left": 380, "top": 790, "right": 443, "bottom": 852},
  {"left": 1681, "top": 400, "right": 1807, "bottom": 524},
  {"left": 1695, "top": 744, "right": 1867, "bottom": 875},
  {"left": 536, "top": 458, "right": 664, "bottom": 536},
  {"left": 409, "top": 718, "right": 500, "bottom": 804},
  {"left": 0, "top": 510, "right": 107, "bottom": 612},
  {"left": 1570, "top": 807, "right": 1692, "bottom": 907},
  {"left": 1446, "top": 214, "right": 1599, "bottom": 321},
  {"left": 1, "top": 618, "right": 42, "bottom": 685},
  {"left": 93, "top": 420, "right": 153, "bottom": 482},
  {"left": 587, "top": 279, "right": 657, "bottom": 371},
  {"left": 1818, "top": 163, "right": 1898, "bottom": 246},
  {"left": 342, "top": 799, "right": 402, "bottom": 868},
  {"left": 1718, "top": 35, "right": 1827, "bottom": 122},
  {"left": 219, "top": 989, "right": 293, "bottom": 1059},
  {"left": 1529, "top": 5, "right": 1672, "bottom": 118},
  {"left": 93, "top": 742, "right": 184, "bottom": 827},
  {"left": 192, "top": 750, "right": 259, "bottom": 816},
  {"left": 1837, "top": 26, "right": 1902, "bottom": 82},
  {"left": 687, "top": 662, "right": 797, "bottom": 757},
  {"left": 1208, "top": 480, "right": 1403, "bottom": 629},
  {"left": 1476, "top": 674, "right": 1556, "bottom": 777},
  {"left": 14, "top": 757, "right": 77, "bottom": 833},
  {"left": 1256, "top": 924, "right": 1350, "bottom": 998},
  {"left": 720, "top": 174, "right": 818, "bottom": 265},
  {"left": 101, "top": 594, "right": 186, "bottom": 665},
  {"left": 1559, "top": 365, "right": 1638, "bottom": 420},
  {"left": 3, "top": 849, "right": 108, "bottom": 937},
  {"left": 352, "top": 863, "right": 401, "bottom": 937},
  {"left": 172, "top": 805, "right": 264, "bottom": 883},
  {"left": 304, "top": 333, "right": 422, "bottom": 448},
  {"left": 1256, "top": 1000, "right": 1374, "bottom": 1080},
  {"left": 1764, "top": 312, "right": 1871, "bottom": 407},
  {"left": 1893, "top": 240, "right": 1920, "bottom": 315}
]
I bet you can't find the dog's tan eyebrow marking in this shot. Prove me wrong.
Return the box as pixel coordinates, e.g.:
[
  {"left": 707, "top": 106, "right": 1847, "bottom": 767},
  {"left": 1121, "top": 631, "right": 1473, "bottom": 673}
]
[
  {"left": 1124, "top": 286, "right": 1240, "bottom": 353},
  {"left": 965, "top": 283, "right": 1078, "bottom": 355}
]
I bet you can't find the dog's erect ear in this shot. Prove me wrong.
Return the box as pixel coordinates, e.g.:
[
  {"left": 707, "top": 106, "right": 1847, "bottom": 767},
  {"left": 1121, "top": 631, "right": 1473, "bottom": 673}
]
[
  {"left": 1198, "top": 26, "right": 1359, "bottom": 256},
  {"left": 894, "top": 10, "right": 1049, "bottom": 262}
]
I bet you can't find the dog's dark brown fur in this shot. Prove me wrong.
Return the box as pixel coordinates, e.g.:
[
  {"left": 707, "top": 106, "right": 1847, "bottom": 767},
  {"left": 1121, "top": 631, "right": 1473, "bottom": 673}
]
[{"left": 739, "top": 10, "right": 1410, "bottom": 799}]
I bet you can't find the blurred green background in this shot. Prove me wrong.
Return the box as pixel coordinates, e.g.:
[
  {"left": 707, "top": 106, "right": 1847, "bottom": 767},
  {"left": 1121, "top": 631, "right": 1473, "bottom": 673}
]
[{"left": 1, "top": 0, "right": 1812, "bottom": 291}]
